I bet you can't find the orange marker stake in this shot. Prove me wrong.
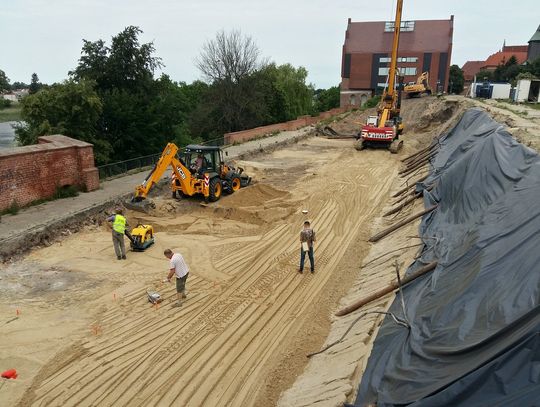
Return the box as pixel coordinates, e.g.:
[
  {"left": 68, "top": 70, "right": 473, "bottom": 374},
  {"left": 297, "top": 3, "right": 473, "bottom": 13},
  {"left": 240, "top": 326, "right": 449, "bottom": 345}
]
[
  {"left": 91, "top": 323, "right": 102, "bottom": 336},
  {"left": 113, "top": 293, "right": 117, "bottom": 301},
  {"left": 16, "top": 309, "right": 20, "bottom": 316}
]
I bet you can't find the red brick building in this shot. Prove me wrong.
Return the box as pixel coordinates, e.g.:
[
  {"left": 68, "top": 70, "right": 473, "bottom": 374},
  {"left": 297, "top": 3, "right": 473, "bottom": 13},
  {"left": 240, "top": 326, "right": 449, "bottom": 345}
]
[
  {"left": 461, "top": 44, "right": 529, "bottom": 86},
  {"left": 462, "top": 61, "right": 485, "bottom": 82},
  {"left": 340, "top": 17, "right": 454, "bottom": 107}
]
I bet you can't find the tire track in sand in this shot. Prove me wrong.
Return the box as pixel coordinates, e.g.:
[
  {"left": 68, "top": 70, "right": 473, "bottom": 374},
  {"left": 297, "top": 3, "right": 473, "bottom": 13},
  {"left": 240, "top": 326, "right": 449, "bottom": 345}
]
[{"left": 23, "top": 139, "right": 399, "bottom": 407}]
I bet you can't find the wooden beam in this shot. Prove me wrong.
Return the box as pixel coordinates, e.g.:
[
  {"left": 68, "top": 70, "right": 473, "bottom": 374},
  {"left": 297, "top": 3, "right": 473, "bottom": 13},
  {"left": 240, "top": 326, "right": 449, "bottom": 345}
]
[
  {"left": 335, "top": 261, "right": 438, "bottom": 316},
  {"left": 369, "top": 205, "right": 437, "bottom": 242}
]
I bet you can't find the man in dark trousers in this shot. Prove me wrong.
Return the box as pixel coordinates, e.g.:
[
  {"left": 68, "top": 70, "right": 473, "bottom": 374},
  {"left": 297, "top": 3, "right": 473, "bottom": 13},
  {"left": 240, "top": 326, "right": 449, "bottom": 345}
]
[
  {"left": 164, "top": 248, "right": 190, "bottom": 308},
  {"left": 298, "top": 220, "right": 316, "bottom": 274},
  {"left": 107, "top": 208, "right": 128, "bottom": 260}
]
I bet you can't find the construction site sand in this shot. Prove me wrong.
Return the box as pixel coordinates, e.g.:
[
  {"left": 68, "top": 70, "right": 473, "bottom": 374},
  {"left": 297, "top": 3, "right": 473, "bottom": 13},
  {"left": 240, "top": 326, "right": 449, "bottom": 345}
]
[
  {"left": 278, "top": 96, "right": 540, "bottom": 406},
  {"left": 1, "top": 97, "right": 459, "bottom": 406}
]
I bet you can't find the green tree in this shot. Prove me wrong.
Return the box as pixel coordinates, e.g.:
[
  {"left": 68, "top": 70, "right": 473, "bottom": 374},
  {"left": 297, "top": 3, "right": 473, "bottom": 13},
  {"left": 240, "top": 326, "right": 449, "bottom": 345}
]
[
  {"left": 522, "top": 56, "right": 540, "bottom": 78},
  {"left": 15, "top": 80, "right": 109, "bottom": 162},
  {"left": 0, "top": 69, "right": 10, "bottom": 92},
  {"left": 475, "top": 69, "right": 494, "bottom": 82},
  {"left": 493, "top": 55, "right": 520, "bottom": 82},
  {"left": 70, "top": 26, "right": 175, "bottom": 160},
  {"left": 314, "top": 86, "right": 340, "bottom": 112},
  {"left": 71, "top": 26, "right": 162, "bottom": 93},
  {"left": 267, "top": 63, "right": 314, "bottom": 120},
  {"left": 448, "top": 65, "right": 465, "bottom": 94},
  {"left": 194, "top": 30, "right": 266, "bottom": 135},
  {"left": 29, "top": 73, "right": 42, "bottom": 94},
  {"left": 11, "top": 81, "right": 28, "bottom": 90},
  {"left": 193, "top": 31, "right": 316, "bottom": 137}
]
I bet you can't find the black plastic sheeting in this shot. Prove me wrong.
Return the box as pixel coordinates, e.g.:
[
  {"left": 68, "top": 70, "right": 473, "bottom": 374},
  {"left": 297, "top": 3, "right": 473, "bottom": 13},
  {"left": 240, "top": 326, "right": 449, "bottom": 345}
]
[{"left": 353, "top": 109, "right": 540, "bottom": 406}]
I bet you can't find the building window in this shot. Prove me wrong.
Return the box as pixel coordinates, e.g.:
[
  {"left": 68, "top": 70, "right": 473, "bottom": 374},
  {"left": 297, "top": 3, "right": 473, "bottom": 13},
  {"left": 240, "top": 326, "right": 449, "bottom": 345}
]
[
  {"left": 379, "top": 57, "right": 418, "bottom": 63},
  {"left": 399, "top": 67, "right": 417, "bottom": 76},
  {"left": 384, "top": 20, "right": 415, "bottom": 32},
  {"left": 343, "top": 53, "right": 351, "bottom": 78},
  {"left": 379, "top": 67, "right": 417, "bottom": 76}
]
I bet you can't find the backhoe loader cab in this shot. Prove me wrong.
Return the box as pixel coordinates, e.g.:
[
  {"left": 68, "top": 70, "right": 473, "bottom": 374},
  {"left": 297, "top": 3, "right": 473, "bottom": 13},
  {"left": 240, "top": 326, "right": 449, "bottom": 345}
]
[{"left": 183, "top": 145, "right": 223, "bottom": 175}]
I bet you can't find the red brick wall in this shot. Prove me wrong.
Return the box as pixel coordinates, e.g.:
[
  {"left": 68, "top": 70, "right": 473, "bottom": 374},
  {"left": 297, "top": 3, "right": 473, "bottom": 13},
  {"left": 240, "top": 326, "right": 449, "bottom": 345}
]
[
  {"left": 223, "top": 107, "right": 352, "bottom": 145},
  {"left": 348, "top": 54, "right": 373, "bottom": 89},
  {"left": 0, "top": 135, "right": 99, "bottom": 211}
]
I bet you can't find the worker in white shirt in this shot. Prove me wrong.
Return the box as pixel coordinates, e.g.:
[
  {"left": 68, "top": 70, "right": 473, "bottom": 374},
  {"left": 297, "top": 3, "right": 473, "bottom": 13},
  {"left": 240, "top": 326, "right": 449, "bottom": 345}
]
[{"left": 164, "top": 248, "right": 190, "bottom": 308}]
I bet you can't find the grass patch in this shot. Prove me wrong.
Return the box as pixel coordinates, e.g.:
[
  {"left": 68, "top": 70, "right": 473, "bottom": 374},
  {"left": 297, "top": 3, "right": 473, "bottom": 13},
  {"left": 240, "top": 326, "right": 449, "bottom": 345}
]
[
  {"left": 494, "top": 102, "right": 531, "bottom": 118},
  {"left": 1, "top": 201, "right": 20, "bottom": 216},
  {"left": 526, "top": 103, "right": 540, "bottom": 111},
  {"left": 0, "top": 104, "right": 22, "bottom": 122}
]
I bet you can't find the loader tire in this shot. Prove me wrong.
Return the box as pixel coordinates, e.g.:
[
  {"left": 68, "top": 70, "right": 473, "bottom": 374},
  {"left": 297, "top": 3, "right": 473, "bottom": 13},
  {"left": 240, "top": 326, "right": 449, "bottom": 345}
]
[
  {"left": 208, "top": 177, "right": 222, "bottom": 202},
  {"left": 224, "top": 173, "right": 242, "bottom": 194}
]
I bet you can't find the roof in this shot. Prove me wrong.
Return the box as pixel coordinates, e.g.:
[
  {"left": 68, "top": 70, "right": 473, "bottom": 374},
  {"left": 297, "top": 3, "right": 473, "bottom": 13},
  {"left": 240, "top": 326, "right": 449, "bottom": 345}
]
[
  {"left": 184, "top": 144, "right": 221, "bottom": 152},
  {"left": 461, "top": 61, "right": 484, "bottom": 81},
  {"left": 482, "top": 50, "right": 528, "bottom": 69},
  {"left": 502, "top": 45, "right": 528, "bottom": 53},
  {"left": 344, "top": 18, "right": 453, "bottom": 53},
  {"left": 530, "top": 25, "right": 540, "bottom": 43}
]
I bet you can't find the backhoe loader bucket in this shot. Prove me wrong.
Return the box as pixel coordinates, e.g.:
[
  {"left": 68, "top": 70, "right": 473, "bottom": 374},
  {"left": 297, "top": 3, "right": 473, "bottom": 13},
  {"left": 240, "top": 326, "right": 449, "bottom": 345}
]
[{"left": 125, "top": 197, "right": 156, "bottom": 214}]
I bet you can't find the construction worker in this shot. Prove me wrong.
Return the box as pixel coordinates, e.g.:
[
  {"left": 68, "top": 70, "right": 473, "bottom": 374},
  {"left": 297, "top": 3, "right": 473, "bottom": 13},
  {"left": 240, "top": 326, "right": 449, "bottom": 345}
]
[
  {"left": 298, "top": 220, "right": 316, "bottom": 274},
  {"left": 107, "top": 208, "right": 128, "bottom": 260},
  {"left": 164, "top": 248, "right": 190, "bottom": 307}
]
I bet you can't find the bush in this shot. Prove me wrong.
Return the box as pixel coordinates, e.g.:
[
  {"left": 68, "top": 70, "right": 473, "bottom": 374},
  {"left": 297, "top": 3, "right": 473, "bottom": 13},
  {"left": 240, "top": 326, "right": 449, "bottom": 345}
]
[
  {"left": 0, "top": 98, "right": 12, "bottom": 109},
  {"left": 3, "top": 201, "right": 20, "bottom": 216},
  {"left": 364, "top": 96, "right": 381, "bottom": 108},
  {"left": 53, "top": 185, "right": 79, "bottom": 199}
]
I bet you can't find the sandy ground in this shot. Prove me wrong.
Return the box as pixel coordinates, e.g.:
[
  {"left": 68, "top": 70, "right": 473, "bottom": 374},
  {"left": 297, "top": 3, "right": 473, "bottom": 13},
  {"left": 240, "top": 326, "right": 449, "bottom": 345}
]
[
  {"left": 0, "top": 97, "right": 468, "bottom": 406},
  {"left": 278, "top": 96, "right": 540, "bottom": 406},
  {"left": 1, "top": 133, "right": 402, "bottom": 406},
  {"left": 0, "top": 126, "right": 313, "bottom": 261}
]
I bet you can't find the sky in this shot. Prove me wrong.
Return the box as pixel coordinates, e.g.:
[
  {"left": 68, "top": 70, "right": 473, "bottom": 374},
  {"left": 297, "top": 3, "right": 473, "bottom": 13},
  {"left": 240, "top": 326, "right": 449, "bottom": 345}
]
[{"left": 1, "top": 0, "right": 538, "bottom": 89}]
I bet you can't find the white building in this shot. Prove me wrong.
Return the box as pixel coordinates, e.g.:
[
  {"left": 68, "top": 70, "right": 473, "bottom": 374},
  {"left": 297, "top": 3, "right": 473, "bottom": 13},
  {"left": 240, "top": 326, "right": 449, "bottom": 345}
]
[
  {"left": 469, "top": 81, "right": 511, "bottom": 99},
  {"left": 514, "top": 79, "right": 540, "bottom": 103},
  {"left": 1, "top": 89, "right": 29, "bottom": 102}
]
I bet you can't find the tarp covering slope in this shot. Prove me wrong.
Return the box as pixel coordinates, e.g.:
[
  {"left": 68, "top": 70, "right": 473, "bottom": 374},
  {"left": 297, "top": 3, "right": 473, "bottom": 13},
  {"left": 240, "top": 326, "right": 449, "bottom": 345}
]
[{"left": 354, "top": 108, "right": 540, "bottom": 406}]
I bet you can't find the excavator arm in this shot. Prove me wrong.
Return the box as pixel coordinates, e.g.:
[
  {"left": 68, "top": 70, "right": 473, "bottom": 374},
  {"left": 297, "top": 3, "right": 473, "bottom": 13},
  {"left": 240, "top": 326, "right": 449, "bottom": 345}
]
[{"left": 133, "top": 143, "right": 194, "bottom": 201}]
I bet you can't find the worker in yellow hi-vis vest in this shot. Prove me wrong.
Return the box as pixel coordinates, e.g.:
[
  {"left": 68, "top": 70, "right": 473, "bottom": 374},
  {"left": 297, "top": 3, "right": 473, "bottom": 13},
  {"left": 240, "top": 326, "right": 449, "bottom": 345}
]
[{"left": 107, "top": 208, "right": 129, "bottom": 260}]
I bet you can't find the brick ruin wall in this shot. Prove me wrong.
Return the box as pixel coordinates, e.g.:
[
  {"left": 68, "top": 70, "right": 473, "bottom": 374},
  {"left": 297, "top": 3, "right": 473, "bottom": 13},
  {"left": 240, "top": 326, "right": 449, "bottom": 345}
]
[
  {"left": 0, "top": 135, "right": 99, "bottom": 211},
  {"left": 223, "top": 106, "right": 353, "bottom": 144}
]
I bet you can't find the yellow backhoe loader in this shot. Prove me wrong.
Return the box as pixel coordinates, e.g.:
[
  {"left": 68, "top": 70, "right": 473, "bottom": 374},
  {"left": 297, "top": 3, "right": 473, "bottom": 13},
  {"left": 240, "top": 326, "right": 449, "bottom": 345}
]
[
  {"left": 404, "top": 71, "right": 432, "bottom": 98},
  {"left": 132, "top": 143, "right": 251, "bottom": 205}
]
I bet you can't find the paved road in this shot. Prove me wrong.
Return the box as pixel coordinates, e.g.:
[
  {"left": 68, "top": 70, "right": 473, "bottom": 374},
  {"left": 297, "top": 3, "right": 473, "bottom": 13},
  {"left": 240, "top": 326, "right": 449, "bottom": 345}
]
[
  {"left": 0, "top": 121, "right": 17, "bottom": 148},
  {"left": 0, "top": 126, "right": 314, "bottom": 253}
]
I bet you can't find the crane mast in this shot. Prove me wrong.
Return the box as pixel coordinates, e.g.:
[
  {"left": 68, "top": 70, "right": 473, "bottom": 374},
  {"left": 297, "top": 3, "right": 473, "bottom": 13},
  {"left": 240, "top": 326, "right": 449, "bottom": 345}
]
[
  {"left": 383, "top": 0, "right": 403, "bottom": 111},
  {"left": 356, "top": 0, "right": 405, "bottom": 154}
]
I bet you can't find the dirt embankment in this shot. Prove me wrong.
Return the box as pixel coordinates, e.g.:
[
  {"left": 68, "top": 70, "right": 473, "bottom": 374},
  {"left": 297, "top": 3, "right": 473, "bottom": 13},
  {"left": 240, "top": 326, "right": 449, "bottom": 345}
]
[{"left": 1, "top": 96, "right": 467, "bottom": 407}]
